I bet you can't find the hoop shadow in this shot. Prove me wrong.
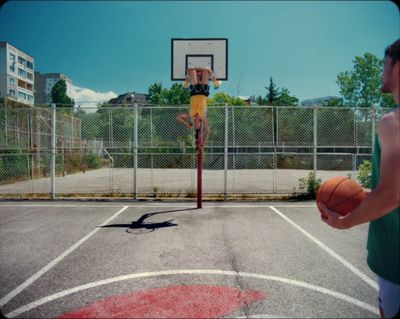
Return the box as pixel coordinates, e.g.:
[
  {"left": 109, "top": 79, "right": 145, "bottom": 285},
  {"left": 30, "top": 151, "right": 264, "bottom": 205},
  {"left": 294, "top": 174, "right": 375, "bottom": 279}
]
[{"left": 101, "top": 208, "right": 196, "bottom": 233}]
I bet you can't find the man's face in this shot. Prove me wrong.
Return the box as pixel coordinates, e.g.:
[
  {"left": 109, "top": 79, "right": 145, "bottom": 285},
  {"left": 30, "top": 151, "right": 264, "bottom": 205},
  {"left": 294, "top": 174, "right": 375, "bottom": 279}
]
[{"left": 382, "top": 56, "right": 399, "bottom": 94}]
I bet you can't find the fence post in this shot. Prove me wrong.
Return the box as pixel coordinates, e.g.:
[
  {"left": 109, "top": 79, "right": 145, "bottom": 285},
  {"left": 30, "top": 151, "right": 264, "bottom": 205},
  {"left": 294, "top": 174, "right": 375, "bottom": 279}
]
[
  {"left": 150, "top": 107, "right": 154, "bottom": 187},
  {"left": 133, "top": 103, "right": 138, "bottom": 199},
  {"left": 4, "top": 100, "right": 8, "bottom": 147},
  {"left": 51, "top": 103, "right": 56, "bottom": 199},
  {"left": 371, "top": 106, "right": 376, "bottom": 148},
  {"left": 313, "top": 106, "right": 318, "bottom": 178},
  {"left": 274, "top": 107, "right": 277, "bottom": 193},
  {"left": 109, "top": 108, "right": 113, "bottom": 148},
  {"left": 224, "top": 103, "right": 228, "bottom": 199},
  {"left": 353, "top": 108, "right": 357, "bottom": 177}
]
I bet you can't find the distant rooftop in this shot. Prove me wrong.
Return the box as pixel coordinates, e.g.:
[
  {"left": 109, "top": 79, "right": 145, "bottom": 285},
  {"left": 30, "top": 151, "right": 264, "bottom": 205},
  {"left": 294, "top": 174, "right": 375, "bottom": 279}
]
[
  {"left": 0, "top": 41, "right": 34, "bottom": 58},
  {"left": 300, "top": 96, "right": 341, "bottom": 106},
  {"left": 108, "top": 92, "right": 147, "bottom": 105}
]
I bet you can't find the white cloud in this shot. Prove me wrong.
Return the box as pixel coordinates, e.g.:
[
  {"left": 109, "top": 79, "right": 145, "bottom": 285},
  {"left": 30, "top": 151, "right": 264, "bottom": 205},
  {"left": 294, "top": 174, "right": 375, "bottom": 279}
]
[{"left": 67, "top": 84, "right": 117, "bottom": 110}]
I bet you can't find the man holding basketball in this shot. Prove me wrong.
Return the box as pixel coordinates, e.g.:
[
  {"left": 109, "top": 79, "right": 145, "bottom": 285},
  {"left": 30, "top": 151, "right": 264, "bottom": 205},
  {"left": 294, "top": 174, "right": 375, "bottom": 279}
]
[
  {"left": 318, "top": 39, "right": 400, "bottom": 319},
  {"left": 176, "top": 67, "right": 220, "bottom": 146}
]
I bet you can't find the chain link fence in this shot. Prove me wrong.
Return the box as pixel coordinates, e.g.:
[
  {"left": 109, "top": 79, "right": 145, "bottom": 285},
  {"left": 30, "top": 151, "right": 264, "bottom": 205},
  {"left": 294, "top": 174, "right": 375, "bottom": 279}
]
[{"left": 0, "top": 98, "right": 390, "bottom": 198}]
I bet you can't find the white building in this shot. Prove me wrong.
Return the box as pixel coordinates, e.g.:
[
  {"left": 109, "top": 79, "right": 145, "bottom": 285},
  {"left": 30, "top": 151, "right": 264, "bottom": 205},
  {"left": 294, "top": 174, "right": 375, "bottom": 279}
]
[
  {"left": 34, "top": 72, "right": 73, "bottom": 104},
  {"left": 0, "top": 41, "right": 35, "bottom": 105}
]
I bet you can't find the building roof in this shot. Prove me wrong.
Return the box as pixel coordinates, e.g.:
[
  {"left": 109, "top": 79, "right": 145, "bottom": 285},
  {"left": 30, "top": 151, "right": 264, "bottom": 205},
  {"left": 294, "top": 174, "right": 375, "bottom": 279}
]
[
  {"left": 34, "top": 72, "right": 72, "bottom": 84},
  {"left": 0, "top": 41, "right": 34, "bottom": 59},
  {"left": 108, "top": 92, "right": 147, "bottom": 104},
  {"left": 300, "top": 96, "right": 341, "bottom": 106}
]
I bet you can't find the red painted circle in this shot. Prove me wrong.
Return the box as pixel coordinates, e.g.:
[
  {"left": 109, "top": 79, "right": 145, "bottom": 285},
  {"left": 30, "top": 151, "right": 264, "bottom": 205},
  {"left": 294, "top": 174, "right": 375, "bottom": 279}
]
[{"left": 59, "top": 285, "right": 267, "bottom": 318}]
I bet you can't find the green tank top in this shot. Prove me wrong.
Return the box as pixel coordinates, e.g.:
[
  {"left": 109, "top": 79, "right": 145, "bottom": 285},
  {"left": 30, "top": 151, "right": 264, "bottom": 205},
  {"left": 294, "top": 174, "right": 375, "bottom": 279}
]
[{"left": 367, "top": 113, "right": 400, "bottom": 284}]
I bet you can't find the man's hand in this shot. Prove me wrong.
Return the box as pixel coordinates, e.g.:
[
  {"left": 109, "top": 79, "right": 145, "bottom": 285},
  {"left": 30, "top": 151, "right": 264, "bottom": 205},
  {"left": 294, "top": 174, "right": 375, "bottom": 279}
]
[{"left": 317, "top": 202, "right": 352, "bottom": 229}]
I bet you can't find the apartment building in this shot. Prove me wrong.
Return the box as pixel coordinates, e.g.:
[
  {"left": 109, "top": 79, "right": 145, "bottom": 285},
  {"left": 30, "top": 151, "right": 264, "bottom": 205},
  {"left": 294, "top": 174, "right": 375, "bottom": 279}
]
[
  {"left": 0, "top": 41, "right": 35, "bottom": 105},
  {"left": 34, "top": 72, "right": 73, "bottom": 104}
]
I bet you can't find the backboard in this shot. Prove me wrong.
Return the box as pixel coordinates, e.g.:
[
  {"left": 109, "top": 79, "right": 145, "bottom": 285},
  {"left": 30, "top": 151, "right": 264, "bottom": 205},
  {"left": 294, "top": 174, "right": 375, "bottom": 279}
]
[{"left": 171, "top": 38, "right": 228, "bottom": 81}]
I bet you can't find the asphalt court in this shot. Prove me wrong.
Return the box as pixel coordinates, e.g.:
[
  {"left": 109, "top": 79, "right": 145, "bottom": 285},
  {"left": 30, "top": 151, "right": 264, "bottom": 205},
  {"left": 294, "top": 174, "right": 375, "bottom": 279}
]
[{"left": 0, "top": 202, "right": 380, "bottom": 318}]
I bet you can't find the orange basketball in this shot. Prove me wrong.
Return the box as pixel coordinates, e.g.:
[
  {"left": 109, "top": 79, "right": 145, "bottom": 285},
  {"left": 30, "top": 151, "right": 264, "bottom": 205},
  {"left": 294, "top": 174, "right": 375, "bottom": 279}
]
[{"left": 316, "top": 176, "right": 366, "bottom": 217}]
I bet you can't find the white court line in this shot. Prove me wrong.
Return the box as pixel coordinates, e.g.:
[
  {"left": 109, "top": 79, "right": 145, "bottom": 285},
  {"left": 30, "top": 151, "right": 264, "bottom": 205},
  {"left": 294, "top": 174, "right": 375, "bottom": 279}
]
[
  {"left": 202, "top": 205, "right": 316, "bottom": 208},
  {"left": 269, "top": 206, "right": 378, "bottom": 291},
  {"left": 5, "top": 269, "right": 379, "bottom": 318},
  {"left": 0, "top": 206, "right": 129, "bottom": 308},
  {"left": 0, "top": 204, "right": 195, "bottom": 209},
  {"left": 0, "top": 204, "right": 316, "bottom": 208}
]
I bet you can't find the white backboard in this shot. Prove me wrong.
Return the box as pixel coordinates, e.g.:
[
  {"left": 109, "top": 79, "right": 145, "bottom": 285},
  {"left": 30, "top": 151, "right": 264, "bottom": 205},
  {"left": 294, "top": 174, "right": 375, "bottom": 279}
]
[{"left": 171, "top": 38, "right": 228, "bottom": 81}]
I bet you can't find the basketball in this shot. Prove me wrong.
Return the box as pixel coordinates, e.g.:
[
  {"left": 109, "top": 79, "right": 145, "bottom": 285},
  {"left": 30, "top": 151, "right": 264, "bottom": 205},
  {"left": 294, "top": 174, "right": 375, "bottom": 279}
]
[{"left": 317, "top": 177, "right": 366, "bottom": 217}]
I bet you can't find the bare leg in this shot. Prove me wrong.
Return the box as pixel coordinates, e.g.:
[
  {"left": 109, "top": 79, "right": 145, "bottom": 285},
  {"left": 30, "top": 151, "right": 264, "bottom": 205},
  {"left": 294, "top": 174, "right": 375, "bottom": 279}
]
[
  {"left": 187, "top": 68, "right": 198, "bottom": 85},
  {"left": 202, "top": 116, "right": 211, "bottom": 146},
  {"left": 176, "top": 113, "right": 192, "bottom": 129},
  {"left": 193, "top": 114, "right": 202, "bottom": 130}
]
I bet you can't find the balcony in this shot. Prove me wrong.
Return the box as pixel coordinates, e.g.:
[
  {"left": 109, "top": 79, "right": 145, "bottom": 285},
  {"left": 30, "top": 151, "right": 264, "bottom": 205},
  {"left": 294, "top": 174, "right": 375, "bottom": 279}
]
[{"left": 18, "top": 79, "right": 34, "bottom": 92}]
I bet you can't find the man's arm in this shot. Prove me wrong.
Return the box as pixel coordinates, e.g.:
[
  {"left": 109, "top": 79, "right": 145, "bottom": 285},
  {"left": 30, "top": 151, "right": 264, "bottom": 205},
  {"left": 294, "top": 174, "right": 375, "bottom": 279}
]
[
  {"left": 206, "top": 68, "right": 221, "bottom": 89},
  {"left": 318, "top": 111, "right": 400, "bottom": 229},
  {"left": 183, "top": 74, "right": 190, "bottom": 87}
]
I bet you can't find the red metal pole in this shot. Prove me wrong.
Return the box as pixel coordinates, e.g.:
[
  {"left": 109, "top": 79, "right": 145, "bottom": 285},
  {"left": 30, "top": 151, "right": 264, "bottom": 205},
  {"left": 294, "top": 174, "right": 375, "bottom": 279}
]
[{"left": 197, "top": 127, "right": 203, "bottom": 209}]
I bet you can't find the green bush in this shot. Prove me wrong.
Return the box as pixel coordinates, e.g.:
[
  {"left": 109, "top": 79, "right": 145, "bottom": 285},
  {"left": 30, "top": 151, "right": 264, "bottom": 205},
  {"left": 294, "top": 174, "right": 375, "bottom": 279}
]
[
  {"left": 0, "top": 153, "right": 28, "bottom": 183},
  {"left": 357, "top": 160, "right": 372, "bottom": 188},
  {"left": 292, "top": 171, "right": 322, "bottom": 199},
  {"left": 86, "top": 154, "right": 103, "bottom": 169}
]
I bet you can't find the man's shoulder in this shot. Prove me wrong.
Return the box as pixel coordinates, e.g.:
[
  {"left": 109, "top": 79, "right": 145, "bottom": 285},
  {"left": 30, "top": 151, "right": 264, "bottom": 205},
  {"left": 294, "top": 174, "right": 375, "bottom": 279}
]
[
  {"left": 378, "top": 107, "right": 400, "bottom": 146},
  {"left": 379, "top": 107, "right": 399, "bottom": 128}
]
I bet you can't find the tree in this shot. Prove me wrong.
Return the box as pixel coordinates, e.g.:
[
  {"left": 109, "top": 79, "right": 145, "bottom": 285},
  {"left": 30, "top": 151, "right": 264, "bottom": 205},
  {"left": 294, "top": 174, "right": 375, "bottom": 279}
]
[
  {"left": 336, "top": 53, "right": 396, "bottom": 108},
  {"left": 75, "top": 109, "right": 101, "bottom": 140},
  {"left": 266, "top": 77, "right": 279, "bottom": 105},
  {"left": 255, "top": 78, "right": 299, "bottom": 106},
  {"left": 165, "top": 83, "right": 190, "bottom": 105},
  {"left": 146, "top": 81, "right": 167, "bottom": 105},
  {"left": 255, "top": 95, "right": 267, "bottom": 105},
  {"left": 146, "top": 82, "right": 190, "bottom": 105},
  {"left": 322, "top": 97, "right": 345, "bottom": 107},
  {"left": 274, "top": 88, "right": 299, "bottom": 106},
  {"left": 51, "top": 79, "right": 74, "bottom": 108},
  {"left": 207, "top": 92, "right": 246, "bottom": 106}
]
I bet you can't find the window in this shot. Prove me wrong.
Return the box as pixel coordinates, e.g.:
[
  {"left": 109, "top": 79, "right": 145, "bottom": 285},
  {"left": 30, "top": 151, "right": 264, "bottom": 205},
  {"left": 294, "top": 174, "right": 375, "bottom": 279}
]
[
  {"left": 9, "top": 89, "right": 16, "bottom": 97},
  {"left": 27, "top": 94, "right": 33, "bottom": 102},
  {"left": 18, "top": 91, "right": 26, "bottom": 99},
  {"left": 27, "top": 61, "right": 34, "bottom": 70},
  {"left": 9, "top": 53, "right": 16, "bottom": 61},
  {"left": 9, "top": 77, "right": 16, "bottom": 85},
  {"left": 27, "top": 72, "right": 33, "bottom": 80},
  {"left": 18, "top": 56, "right": 26, "bottom": 65},
  {"left": 18, "top": 68, "right": 26, "bottom": 78},
  {"left": 9, "top": 65, "right": 15, "bottom": 73}
]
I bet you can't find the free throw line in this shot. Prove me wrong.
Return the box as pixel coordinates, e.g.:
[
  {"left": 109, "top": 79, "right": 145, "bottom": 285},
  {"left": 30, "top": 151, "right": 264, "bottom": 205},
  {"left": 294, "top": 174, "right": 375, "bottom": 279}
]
[
  {"left": 0, "top": 206, "right": 129, "bottom": 307},
  {"left": 269, "top": 206, "right": 378, "bottom": 291}
]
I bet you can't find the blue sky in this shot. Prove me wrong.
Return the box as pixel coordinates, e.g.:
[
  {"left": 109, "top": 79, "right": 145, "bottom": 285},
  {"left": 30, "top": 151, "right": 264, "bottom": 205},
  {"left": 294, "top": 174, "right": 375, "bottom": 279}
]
[{"left": 0, "top": 1, "right": 398, "bottom": 104}]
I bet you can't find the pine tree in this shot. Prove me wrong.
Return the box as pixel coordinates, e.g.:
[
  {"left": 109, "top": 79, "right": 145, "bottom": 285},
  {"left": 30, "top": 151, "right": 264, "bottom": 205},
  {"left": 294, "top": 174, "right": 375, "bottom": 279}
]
[{"left": 266, "top": 77, "right": 279, "bottom": 105}]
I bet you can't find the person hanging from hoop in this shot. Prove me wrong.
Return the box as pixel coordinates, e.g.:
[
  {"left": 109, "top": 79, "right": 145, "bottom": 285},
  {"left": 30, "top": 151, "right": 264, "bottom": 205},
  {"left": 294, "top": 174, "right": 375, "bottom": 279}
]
[{"left": 176, "top": 67, "right": 221, "bottom": 146}]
